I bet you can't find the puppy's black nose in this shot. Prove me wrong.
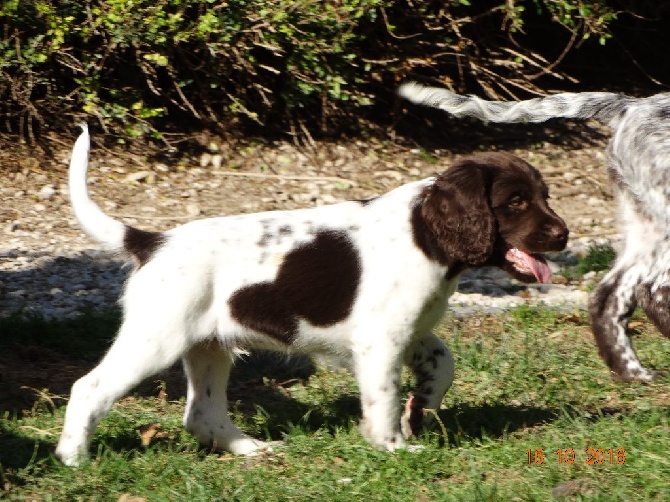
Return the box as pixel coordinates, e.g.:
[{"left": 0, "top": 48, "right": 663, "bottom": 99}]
[{"left": 548, "top": 224, "right": 569, "bottom": 247}]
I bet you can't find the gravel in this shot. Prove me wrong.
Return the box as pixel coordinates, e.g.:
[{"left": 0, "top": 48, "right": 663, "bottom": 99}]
[{"left": 0, "top": 133, "right": 620, "bottom": 320}]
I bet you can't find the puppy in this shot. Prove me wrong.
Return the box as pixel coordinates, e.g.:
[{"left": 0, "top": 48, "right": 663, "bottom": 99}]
[{"left": 55, "top": 125, "right": 567, "bottom": 465}]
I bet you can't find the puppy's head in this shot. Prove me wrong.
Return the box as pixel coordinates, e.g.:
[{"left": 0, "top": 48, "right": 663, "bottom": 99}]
[{"left": 415, "top": 152, "right": 568, "bottom": 283}]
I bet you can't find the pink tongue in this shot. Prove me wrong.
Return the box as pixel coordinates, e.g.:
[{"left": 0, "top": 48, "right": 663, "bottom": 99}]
[
  {"left": 506, "top": 247, "right": 552, "bottom": 283},
  {"left": 519, "top": 250, "right": 551, "bottom": 283}
]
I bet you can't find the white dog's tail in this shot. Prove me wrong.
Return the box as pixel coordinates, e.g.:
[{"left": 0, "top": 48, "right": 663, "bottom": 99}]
[
  {"left": 398, "top": 82, "right": 636, "bottom": 127},
  {"left": 68, "top": 124, "right": 126, "bottom": 249},
  {"left": 69, "top": 124, "right": 164, "bottom": 263}
]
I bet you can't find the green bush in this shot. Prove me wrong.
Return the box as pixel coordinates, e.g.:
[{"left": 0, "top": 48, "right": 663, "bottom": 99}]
[{"left": 0, "top": 1, "right": 657, "bottom": 142}]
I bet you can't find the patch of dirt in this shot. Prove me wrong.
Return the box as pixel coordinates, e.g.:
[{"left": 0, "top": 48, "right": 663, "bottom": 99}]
[{"left": 0, "top": 121, "right": 617, "bottom": 243}]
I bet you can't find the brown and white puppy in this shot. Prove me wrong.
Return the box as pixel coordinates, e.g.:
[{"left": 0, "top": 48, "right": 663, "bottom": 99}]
[{"left": 56, "top": 125, "right": 567, "bottom": 465}]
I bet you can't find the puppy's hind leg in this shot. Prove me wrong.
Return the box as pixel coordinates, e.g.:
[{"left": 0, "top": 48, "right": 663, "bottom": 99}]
[
  {"left": 55, "top": 318, "right": 189, "bottom": 466},
  {"left": 182, "top": 342, "right": 273, "bottom": 455},
  {"left": 637, "top": 278, "right": 670, "bottom": 341},
  {"left": 401, "top": 332, "right": 455, "bottom": 438}
]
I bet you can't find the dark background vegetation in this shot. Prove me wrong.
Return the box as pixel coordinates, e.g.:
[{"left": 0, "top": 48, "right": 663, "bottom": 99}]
[{"left": 1, "top": 0, "right": 669, "bottom": 147}]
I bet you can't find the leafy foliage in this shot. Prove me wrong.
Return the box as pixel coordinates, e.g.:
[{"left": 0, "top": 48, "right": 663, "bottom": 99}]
[{"left": 0, "top": 1, "right": 660, "bottom": 142}]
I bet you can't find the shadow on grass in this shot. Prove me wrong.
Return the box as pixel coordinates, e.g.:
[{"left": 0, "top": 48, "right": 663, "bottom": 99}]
[
  {"left": 0, "top": 311, "right": 591, "bottom": 472},
  {"left": 434, "top": 403, "right": 559, "bottom": 447},
  {"left": 0, "top": 421, "right": 58, "bottom": 471},
  {"left": 0, "top": 399, "right": 563, "bottom": 474},
  {"left": 0, "top": 350, "right": 322, "bottom": 472}
]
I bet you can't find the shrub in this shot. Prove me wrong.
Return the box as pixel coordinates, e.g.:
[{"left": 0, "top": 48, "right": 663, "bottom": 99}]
[{"left": 0, "top": 1, "right": 662, "bottom": 142}]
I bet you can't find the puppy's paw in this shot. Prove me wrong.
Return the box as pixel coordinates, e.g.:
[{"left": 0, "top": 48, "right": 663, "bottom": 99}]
[
  {"left": 403, "top": 444, "right": 426, "bottom": 453},
  {"left": 359, "top": 419, "right": 407, "bottom": 451},
  {"left": 229, "top": 437, "right": 280, "bottom": 456},
  {"left": 55, "top": 443, "right": 87, "bottom": 467},
  {"left": 245, "top": 440, "right": 284, "bottom": 456}
]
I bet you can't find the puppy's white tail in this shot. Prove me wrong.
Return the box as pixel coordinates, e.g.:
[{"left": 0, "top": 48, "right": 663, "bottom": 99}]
[
  {"left": 68, "top": 124, "right": 127, "bottom": 250},
  {"left": 398, "top": 82, "right": 636, "bottom": 127},
  {"left": 69, "top": 125, "right": 166, "bottom": 265}
]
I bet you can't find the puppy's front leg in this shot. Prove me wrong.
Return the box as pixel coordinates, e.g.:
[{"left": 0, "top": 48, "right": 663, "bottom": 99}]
[
  {"left": 353, "top": 339, "right": 405, "bottom": 451},
  {"left": 401, "top": 333, "right": 454, "bottom": 438}
]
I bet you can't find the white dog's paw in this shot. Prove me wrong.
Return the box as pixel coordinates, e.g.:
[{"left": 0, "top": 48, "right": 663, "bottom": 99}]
[
  {"left": 359, "top": 419, "right": 409, "bottom": 452},
  {"left": 377, "top": 434, "right": 407, "bottom": 452},
  {"left": 55, "top": 443, "right": 87, "bottom": 467},
  {"left": 228, "top": 437, "right": 281, "bottom": 456}
]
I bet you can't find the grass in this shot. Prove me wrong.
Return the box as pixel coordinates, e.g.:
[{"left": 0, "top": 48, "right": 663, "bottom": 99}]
[
  {"left": 561, "top": 243, "right": 617, "bottom": 284},
  {"left": 1, "top": 306, "right": 669, "bottom": 501},
  {"left": 576, "top": 244, "right": 617, "bottom": 275}
]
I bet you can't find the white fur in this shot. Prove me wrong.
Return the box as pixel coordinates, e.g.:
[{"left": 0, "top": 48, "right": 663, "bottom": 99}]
[
  {"left": 55, "top": 127, "right": 457, "bottom": 466},
  {"left": 67, "top": 124, "right": 126, "bottom": 249}
]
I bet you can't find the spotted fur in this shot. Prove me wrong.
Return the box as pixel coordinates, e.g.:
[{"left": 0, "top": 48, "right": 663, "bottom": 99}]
[
  {"left": 399, "top": 81, "right": 670, "bottom": 381},
  {"left": 56, "top": 125, "right": 567, "bottom": 466}
]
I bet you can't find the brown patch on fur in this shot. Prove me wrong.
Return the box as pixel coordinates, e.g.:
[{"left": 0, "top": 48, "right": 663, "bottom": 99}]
[
  {"left": 124, "top": 226, "right": 166, "bottom": 266},
  {"left": 410, "top": 203, "right": 447, "bottom": 266},
  {"left": 405, "top": 394, "right": 428, "bottom": 436},
  {"left": 229, "top": 230, "right": 361, "bottom": 343}
]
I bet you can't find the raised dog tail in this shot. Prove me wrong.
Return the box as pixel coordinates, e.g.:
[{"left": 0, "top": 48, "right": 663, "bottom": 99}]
[
  {"left": 68, "top": 124, "right": 127, "bottom": 251},
  {"left": 398, "top": 82, "right": 635, "bottom": 127}
]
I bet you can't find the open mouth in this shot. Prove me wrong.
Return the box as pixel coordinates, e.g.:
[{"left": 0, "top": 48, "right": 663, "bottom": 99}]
[{"left": 504, "top": 246, "right": 551, "bottom": 283}]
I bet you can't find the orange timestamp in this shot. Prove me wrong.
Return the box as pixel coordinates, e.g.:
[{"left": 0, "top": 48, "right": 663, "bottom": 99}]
[{"left": 526, "top": 447, "right": 626, "bottom": 465}]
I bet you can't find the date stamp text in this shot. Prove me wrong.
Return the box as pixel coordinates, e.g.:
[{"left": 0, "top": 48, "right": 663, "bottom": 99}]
[{"left": 526, "top": 448, "right": 626, "bottom": 465}]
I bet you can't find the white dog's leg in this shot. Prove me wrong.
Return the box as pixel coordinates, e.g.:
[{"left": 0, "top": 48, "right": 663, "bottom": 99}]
[
  {"left": 590, "top": 261, "right": 655, "bottom": 382},
  {"left": 182, "top": 342, "right": 272, "bottom": 456},
  {"left": 401, "top": 333, "right": 454, "bottom": 437},
  {"left": 353, "top": 337, "right": 406, "bottom": 451},
  {"left": 588, "top": 206, "right": 657, "bottom": 382},
  {"left": 55, "top": 320, "right": 188, "bottom": 466}
]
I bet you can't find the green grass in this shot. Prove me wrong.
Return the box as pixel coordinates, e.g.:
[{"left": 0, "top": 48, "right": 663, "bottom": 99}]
[
  {"left": 561, "top": 243, "right": 617, "bottom": 284},
  {"left": 577, "top": 244, "right": 617, "bottom": 275},
  {"left": 1, "top": 306, "right": 669, "bottom": 501}
]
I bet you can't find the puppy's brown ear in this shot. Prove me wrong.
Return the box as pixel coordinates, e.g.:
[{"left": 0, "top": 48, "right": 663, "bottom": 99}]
[{"left": 419, "top": 160, "right": 495, "bottom": 266}]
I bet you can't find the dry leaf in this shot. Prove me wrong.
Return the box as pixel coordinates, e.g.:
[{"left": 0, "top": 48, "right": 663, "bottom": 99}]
[
  {"left": 117, "top": 494, "right": 147, "bottom": 502},
  {"left": 157, "top": 385, "right": 168, "bottom": 404},
  {"left": 138, "top": 422, "right": 162, "bottom": 446}
]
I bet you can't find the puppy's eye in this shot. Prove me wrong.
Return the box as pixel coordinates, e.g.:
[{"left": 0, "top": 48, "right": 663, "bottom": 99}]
[{"left": 508, "top": 196, "right": 527, "bottom": 209}]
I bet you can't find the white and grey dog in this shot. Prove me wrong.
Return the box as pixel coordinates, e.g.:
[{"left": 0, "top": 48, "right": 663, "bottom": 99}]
[
  {"left": 400, "top": 81, "right": 670, "bottom": 382},
  {"left": 55, "top": 125, "right": 567, "bottom": 465}
]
